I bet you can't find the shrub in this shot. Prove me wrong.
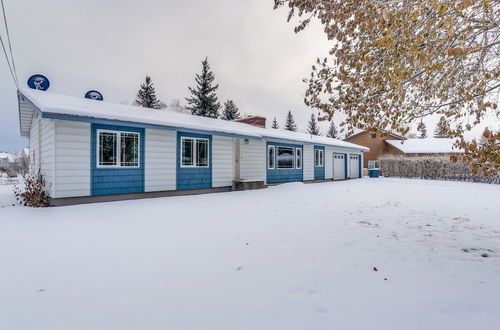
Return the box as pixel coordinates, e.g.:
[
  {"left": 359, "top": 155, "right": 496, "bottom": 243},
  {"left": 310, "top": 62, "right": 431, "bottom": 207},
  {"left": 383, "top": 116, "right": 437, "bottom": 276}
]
[
  {"left": 380, "top": 155, "right": 499, "bottom": 184},
  {"left": 13, "top": 175, "right": 50, "bottom": 207}
]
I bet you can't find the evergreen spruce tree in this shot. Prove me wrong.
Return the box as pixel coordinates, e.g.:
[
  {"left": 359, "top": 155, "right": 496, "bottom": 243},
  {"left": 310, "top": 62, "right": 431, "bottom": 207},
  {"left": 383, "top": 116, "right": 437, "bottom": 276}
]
[
  {"left": 271, "top": 117, "right": 279, "bottom": 129},
  {"left": 326, "top": 121, "right": 339, "bottom": 138},
  {"left": 186, "top": 57, "right": 221, "bottom": 118},
  {"left": 417, "top": 121, "right": 428, "bottom": 138},
  {"left": 134, "top": 76, "right": 164, "bottom": 109},
  {"left": 221, "top": 99, "right": 240, "bottom": 120},
  {"left": 433, "top": 116, "right": 450, "bottom": 138},
  {"left": 307, "top": 113, "right": 321, "bottom": 135},
  {"left": 284, "top": 110, "right": 297, "bottom": 131}
]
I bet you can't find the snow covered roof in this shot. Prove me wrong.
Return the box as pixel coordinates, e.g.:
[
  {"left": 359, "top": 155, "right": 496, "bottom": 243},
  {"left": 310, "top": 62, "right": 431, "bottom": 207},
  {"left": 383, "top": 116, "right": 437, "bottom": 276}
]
[
  {"left": 18, "top": 88, "right": 368, "bottom": 152},
  {"left": 0, "top": 152, "right": 16, "bottom": 163},
  {"left": 385, "top": 138, "right": 464, "bottom": 154}
]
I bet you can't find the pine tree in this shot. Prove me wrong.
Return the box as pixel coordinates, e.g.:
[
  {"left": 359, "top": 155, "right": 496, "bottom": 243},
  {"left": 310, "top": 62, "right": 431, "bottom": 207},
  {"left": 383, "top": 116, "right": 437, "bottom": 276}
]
[
  {"left": 307, "top": 113, "right": 321, "bottom": 135},
  {"left": 284, "top": 111, "right": 297, "bottom": 131},
  {"left": 221, "top": 99, "right": 240, "bottom": 120},
  {"left": 417, "top": 121, "right": 428, "bottom": 138},
  {"left": 134, "top": 76, "right": 165, "bottom": 109},
  {"left": 434, "top": 116, "right": 450, "bottom": 138},
  {"left": 271, "top": 117, "right": 279, "bottom": 129},
  {"left": 326, "top": 121, "right": 339, "bottom": 138},
  {"left": 186, "top": 57, "right": 221, "bottom": 118}
]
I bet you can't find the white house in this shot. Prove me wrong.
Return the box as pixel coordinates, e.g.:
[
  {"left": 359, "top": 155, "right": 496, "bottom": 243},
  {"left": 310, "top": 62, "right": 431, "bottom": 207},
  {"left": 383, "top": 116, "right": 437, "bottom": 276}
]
[{"left": 18, "top": 88, "right": 368, "bottom": 205}]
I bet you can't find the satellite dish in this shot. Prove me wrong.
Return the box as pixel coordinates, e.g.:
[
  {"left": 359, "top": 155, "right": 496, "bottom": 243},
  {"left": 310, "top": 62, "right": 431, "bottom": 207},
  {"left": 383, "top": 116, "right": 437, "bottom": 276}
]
[
  {"left": 85, "top": 90, "right": 104, "bottom": 101},
  {"left": 27, "top": 74, "right": 50, "bottom": 91}
]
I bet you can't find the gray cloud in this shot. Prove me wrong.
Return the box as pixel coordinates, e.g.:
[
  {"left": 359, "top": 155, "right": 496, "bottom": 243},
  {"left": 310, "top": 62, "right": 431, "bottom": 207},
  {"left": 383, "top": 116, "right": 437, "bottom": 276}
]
[
  {"left": 0, "top": 0, "right": 335, "bottom": 151},
  {"left": 1, "top": 0, "right": 495, "bottom": 152}
]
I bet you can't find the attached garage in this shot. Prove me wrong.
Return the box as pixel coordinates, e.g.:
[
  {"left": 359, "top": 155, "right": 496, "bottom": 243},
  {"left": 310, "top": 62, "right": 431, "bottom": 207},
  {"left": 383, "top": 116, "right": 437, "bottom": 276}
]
[
  {"left": 349, "top": 154, "right": 361, "bottom": 179},
  {"left": 333, "top": 153, "right": 346, "bottom": 180}
]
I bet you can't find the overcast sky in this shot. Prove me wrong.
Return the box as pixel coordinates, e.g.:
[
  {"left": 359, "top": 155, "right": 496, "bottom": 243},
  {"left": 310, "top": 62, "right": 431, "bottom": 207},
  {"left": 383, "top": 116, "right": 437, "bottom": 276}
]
[{"left": 0, "top": 0, "right": 497, "bottom": 152}]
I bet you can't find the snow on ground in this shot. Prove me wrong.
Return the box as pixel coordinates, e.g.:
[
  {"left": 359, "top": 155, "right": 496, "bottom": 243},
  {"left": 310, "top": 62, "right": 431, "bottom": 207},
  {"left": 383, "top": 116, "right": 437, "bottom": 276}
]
[
  {"left": 0, "top": 183, "right": 17, "bottom": 208},
  {"left": 0, "top": 178, "right": 499, "bottom": 330}
]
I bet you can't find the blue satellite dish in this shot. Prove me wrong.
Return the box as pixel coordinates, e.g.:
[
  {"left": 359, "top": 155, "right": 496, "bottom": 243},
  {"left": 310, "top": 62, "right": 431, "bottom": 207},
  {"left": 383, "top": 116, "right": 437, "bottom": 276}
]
[
  {"left": 85, "top": 90, "right": 104, "bottom": 101},
  {"left": 27, "top": 74, "right": 50, "bottom": 91}
]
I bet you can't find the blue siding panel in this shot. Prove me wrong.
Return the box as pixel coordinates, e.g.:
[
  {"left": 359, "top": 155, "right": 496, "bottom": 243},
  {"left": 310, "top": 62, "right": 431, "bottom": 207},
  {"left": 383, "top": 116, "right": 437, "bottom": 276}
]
[
  {"left": 91, "top": 124, "right": 145, "bottom": 196},
  {"left": 266, "top": 142, "right": 303, "bottom": 184},
  {"left": 176, "top": 132, "right": 212, "bottom": 190},
  {"left": 314, "top": 145, "right": 325, "bottom": 180}
]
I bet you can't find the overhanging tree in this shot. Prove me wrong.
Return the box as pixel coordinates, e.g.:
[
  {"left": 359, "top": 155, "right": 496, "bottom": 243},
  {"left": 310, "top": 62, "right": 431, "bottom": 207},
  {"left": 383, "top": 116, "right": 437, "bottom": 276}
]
[
  {"left": 134, "top": 76, "right": 165, "bottom": 109},
  {"left": 307, "top": 113, "right": 321, "bottom": 135},
  {"left": 417, "top": 121, "right": 428, "bottom": 139},
  {"left": 221, "top": 99, "right": 240, "bottom": 120},
  {"left": 275, "top": 0, "right": 499, "bottom": 174},
  {"left": 186, "top": 57, "right": 221, "bottom": 118}
]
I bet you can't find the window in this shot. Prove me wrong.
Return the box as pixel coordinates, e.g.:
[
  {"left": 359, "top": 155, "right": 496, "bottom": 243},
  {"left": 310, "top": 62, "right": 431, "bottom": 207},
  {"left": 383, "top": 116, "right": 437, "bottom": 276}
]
[
  {"left": 182, "top": 138, "right": 194, "bottom": 166},
  {"left": 196, "top": 139, "right": 209, "bottom": 167},
  {"left": 181, "top": 137, "right": 209, "bottom": 168},
  {"left": 268, "top": 146, "right": 275, "bottom": 169},
  {"left": 98, "top": 130, "right": 140, "bottom": 168},
  {"left": 276, "top": 146, "right": 294, "bottom": 169},
  {"left": 368, "top": 160, "right": 379, "bottom": 169},
  {"left": 371, "top": 133, "right": 377, "bottom": 138},
  {"left": 315, "top": 149, "right": 324, "bottom": 167},
  {"left": 120, "top": 133, "right": 139, "bottom": 167},
  {"left": 296, "top": 148, "right": 302, "bottom": 169}
]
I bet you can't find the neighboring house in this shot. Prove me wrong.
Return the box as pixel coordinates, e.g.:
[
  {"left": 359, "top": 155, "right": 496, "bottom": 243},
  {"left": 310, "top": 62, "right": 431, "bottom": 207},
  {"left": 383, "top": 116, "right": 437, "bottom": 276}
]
[
  {"left": 344, "top": 130, "right": 405, "bottom": 169},
  {"left": 18, "top": 88, "right": 368, "bottom": 205},
  {"left": 0, "top": 152, "right": 16, "bottom": 167},
  {"left": 384, "top": 138, "right": 464, "bottom": 156}
]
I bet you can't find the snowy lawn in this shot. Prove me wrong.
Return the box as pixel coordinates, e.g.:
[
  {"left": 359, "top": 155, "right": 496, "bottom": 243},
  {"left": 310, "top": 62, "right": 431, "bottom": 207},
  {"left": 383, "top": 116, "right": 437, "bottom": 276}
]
[{"left": 0, "top": 178, "right": 499, "bottom": 330}]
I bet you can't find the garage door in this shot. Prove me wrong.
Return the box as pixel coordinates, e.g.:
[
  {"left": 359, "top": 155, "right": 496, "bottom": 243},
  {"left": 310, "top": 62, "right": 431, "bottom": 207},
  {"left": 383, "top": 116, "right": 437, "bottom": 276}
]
[
  {"left": 333, "top": 153, "right": 346, "bottom": 180},
  {"left": 349, "top": 155, "right": 361, "bottom": 179}
]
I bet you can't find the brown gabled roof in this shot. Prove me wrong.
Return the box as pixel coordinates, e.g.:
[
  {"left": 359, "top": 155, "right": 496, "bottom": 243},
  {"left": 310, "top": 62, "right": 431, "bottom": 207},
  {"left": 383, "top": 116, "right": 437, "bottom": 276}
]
[{"left": 344, "top": 129, "right": 405, "bottom": 141}]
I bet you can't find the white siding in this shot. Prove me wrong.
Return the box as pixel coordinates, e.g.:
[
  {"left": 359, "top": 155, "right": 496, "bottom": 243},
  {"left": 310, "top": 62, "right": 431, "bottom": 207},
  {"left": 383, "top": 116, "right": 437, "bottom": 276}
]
[
  {"left": 239, "top": 139, "right": 266, "bottom": 182},
  {"left": 212, "top": 136, "right": 234, "bottom": 187},
  {"left": 303, "top": 144, "right": 314, "bottom": 181},
  {"left": 54, "top": 120, "right": 90, "bottom": 198},
  {"left": 29, "top": 114, "right": 39, "bottom": 173},
  {"left": 145, "top": 129, "right": 176, "bottom": 192},
  {"left": 325, "top": 146, "right": 334, "bottom": 179},
  {"left": 40, "top": 119, "right": 56, "bottom": 196}
]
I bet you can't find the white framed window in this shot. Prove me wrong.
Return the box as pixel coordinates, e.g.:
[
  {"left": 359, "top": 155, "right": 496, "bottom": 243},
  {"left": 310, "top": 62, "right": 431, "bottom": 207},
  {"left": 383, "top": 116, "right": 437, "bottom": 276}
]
[
  {"left": 97, "top": 130, "right": 140, "bottom": 168},
  {"left": 276, "top": 146, "right": 295, "bottom": 169},
  {"left": 268, "top": 145, "right": 275, "bottom": 169},
  {"left": 368, "top": 160, "right": 379, "bottom": 169},
  {"left": 181, "top": 137, "right": 209, "bottom": 168},
  {"left": 295, "top": 148, "right": 302, "bottom": 169},
  {"left": 315, "top": 149, "right": 324, "bottom": 167}
]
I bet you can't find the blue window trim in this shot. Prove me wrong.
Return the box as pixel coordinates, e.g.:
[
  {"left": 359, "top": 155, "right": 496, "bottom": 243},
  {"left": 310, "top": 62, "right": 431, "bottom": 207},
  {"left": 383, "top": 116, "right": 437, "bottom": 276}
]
[
  {"left": 314, "top": 145, "right": 325, "bottom": 180},
  {"left": 91, "top": 123, "right": 145, "bottom": 196},
  {"left": 176, "top": 131, "right": 212, "bottom": 190},
  {"left": 266, "top": 141, "right": 303, "bottom": 183}
]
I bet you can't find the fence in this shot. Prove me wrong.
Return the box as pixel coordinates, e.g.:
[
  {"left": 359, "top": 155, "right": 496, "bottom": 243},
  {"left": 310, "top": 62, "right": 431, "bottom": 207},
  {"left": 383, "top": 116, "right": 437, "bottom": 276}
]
[{"left": 380, "top": 155, "right": 499, "bottom": 184}]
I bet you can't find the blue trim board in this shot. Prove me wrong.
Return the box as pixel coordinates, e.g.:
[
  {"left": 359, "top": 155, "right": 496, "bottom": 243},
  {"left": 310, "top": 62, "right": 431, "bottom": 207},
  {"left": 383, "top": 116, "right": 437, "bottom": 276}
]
[
  {"left": 266, "top": 141, "right": 303, "bottom": 184},
  {"left": 358, "top": 154, "right": 362, "bottom": 178},
  {"left": 314, "top": 145, "right": 325, "bottom": 180},
  {"left": 91, "top": 124, "right": 145, "bottom": 196},
  {"left": 176, "top": 132, "right": 212, "bottom": 190},
  {"left": 41, "top": 112, "right": 260, "bottom": 141}
]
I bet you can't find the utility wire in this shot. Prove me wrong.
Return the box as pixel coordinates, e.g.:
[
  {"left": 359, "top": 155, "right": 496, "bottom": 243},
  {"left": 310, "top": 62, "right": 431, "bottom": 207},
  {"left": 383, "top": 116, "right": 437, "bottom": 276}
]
[
  {"left": 1, "top": 0, "right": 18, "bottom": 87},
  {"left": 0, "top": 32, "right": 16, "bottom": 87}
]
